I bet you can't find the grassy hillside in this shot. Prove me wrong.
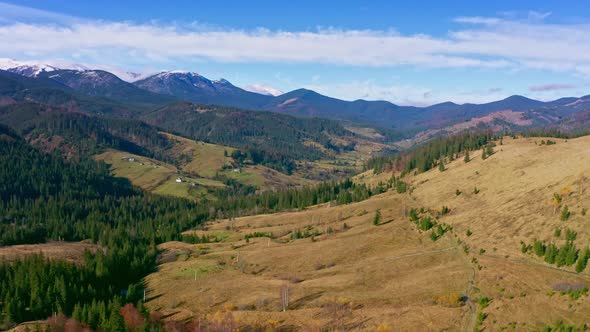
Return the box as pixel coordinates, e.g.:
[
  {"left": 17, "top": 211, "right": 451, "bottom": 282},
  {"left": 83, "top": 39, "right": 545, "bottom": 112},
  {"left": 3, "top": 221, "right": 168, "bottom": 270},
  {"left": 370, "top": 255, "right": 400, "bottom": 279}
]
[
  {"left": 145, "top": 135, "right": 590, "bottom": 330},
  {"left": 163, "top": 133, "right": 236, "bottom": 178},
  {"left": 94, "top": 149, "right": 224, "bottom": 200},
  {"left": 95, "top": 139, "right": 313, "bottom": 201}
]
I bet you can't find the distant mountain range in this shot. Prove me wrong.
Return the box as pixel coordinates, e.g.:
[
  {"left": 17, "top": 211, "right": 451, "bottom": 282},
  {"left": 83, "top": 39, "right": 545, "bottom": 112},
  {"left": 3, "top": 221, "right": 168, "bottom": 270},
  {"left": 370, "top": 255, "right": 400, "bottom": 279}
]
[{"left": 1, "top": 58, "right": 590, "bottom": 134}]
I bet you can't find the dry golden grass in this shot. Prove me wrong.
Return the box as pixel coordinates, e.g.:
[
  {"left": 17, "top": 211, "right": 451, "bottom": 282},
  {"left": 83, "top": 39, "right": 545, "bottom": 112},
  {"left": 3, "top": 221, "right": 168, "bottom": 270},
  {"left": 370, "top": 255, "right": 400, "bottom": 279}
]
[
  {"left": 147, "top": 192, "right": 472, "bottom": 330},
  {"left": 145, "top": 135, "right": 590, "bottom": 330},
  {"left": 0, "top": 241, "right": 100, "bottom": 264}
]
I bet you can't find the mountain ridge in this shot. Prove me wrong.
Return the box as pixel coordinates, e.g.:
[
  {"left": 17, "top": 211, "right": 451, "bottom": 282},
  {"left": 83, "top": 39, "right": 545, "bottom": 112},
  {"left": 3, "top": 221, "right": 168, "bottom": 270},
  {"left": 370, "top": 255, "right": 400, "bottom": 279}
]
[{"left": 2, "top": 60, "right": 590, "bottom": 134}]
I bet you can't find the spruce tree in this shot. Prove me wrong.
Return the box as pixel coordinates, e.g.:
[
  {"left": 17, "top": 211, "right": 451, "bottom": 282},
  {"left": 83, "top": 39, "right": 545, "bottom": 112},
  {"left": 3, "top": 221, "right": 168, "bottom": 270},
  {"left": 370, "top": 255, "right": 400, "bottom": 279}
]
[
  {"left": 564, "top": 243, "right": 579, "bottom": 266},
  {"left": 544, "top": 243, "right": 558, "bottom": 264},
  {"left": 575, "top": 247, "right": 590, "bottom": 273},
  {"left": 373, "top": 210, "right": 381, "bottom": 226},
  {"left": 560, "top": 205, "right": 570, "bottom": 221},
  {"left": 464, "top": 151, "right": 470, "bottom": 163},
  {"left": 438, "top": 160, "right": 445, "bottom": 172},
  {"left": 533, "top": 240, "right": 546, "bottom": 256}
]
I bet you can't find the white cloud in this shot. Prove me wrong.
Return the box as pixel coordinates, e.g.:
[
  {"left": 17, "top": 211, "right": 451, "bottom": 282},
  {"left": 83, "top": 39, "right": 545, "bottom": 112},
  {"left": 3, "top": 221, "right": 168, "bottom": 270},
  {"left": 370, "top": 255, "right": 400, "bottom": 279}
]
[
  {"left": 302, "top": 80, "right": 518, "bottom": 106},
  {"left": 242, "top": 83, "right": 283, "bottom": 96},
  {"left": 1, "top": 3, "right": 589, "bottom": 78}
]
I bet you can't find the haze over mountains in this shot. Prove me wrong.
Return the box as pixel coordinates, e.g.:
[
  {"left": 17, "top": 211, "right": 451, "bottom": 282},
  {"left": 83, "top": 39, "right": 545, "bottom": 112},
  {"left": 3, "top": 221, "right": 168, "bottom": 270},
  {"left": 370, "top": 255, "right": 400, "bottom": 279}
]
[{"left": 1, "top": 58, "right": 590, "bottom": 135}]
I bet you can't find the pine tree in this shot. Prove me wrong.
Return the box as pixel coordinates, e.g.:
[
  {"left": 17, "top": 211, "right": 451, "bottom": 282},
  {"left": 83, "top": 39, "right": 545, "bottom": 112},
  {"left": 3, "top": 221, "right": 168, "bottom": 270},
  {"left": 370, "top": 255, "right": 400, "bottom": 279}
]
[
  {"left": 464, "top": 151, "right": 470, "bottom": 163},
  {"left": 438, "top": 160, "right": 445, "bottom": 172}
]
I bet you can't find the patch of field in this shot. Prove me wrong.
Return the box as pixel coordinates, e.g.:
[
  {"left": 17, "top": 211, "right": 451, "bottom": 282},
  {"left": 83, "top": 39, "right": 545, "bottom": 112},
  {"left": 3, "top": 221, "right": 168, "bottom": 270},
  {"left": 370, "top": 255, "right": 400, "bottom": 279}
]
[
  {"left": 300, "top": 136, "right": 388, "bottom": 182},
  {"left": 95, "top": 150, "right": 177, "bottom": 191},
  {"left": 0, "top": 241, "right": 100, "bottom": 264},
  {"left": 344, "top": 126, "right": 386, "bottom": 141},
  {"left": 95, "top": 149, "right": 225, "bottom": 200},
  {"left": 222, "top": 165, "right": 313, "bottom": 190},
  {"left": 96, "top": 139, "right": 313, "bottom": 197},
  {"left": 162, "top": 133, "right": 235, "bottom": 178}
]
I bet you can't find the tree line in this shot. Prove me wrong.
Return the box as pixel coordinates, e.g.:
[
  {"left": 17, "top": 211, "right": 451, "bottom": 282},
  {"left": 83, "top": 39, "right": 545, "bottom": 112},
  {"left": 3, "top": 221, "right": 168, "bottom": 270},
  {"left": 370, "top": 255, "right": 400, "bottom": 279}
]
[{"left": 365, "top": 131, "right": 496, "bottom": 174}]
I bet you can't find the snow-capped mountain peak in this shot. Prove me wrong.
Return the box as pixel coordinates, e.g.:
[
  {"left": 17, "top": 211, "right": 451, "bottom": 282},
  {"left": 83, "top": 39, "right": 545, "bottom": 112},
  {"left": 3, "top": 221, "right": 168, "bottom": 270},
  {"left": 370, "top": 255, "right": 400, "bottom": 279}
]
[{"left": 0, "top": 58, "right": 59, "bottom": 77}]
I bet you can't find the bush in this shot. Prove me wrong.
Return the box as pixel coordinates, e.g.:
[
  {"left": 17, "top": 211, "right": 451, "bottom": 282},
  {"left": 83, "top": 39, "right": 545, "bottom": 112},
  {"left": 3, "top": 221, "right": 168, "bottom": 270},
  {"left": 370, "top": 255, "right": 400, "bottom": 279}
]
[
  {"left": 477, "top": 296, "right": 491, "bottom": 309},
  {"left": 418, "top": 216, "right": 434, "bottom": 231},
  {"left": 435, "top": 292, "right": 464, "bottom": 307},
  {"left": 565, "top": 228, "right": 577, "bottom": 242}
]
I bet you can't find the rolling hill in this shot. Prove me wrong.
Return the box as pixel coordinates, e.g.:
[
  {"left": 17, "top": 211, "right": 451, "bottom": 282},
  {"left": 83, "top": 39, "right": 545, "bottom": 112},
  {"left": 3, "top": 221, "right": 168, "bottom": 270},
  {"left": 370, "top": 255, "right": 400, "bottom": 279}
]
[{"left": 145, "top": 134, "right": 590, "bottom": 330}]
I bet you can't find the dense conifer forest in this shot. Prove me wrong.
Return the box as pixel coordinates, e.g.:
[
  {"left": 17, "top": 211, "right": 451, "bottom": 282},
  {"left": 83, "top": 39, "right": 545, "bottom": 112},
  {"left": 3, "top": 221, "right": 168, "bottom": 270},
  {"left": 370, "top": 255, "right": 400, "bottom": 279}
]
[{"left": 142, "top": 102, "right": 358, "bottom": 173}]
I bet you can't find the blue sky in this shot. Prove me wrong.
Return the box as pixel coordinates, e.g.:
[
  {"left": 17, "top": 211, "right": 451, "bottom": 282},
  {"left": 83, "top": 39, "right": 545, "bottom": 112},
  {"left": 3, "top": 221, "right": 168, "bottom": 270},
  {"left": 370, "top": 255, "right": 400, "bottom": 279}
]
[{"left": 1, "top": 0, "right": 589, "bottom": 105}]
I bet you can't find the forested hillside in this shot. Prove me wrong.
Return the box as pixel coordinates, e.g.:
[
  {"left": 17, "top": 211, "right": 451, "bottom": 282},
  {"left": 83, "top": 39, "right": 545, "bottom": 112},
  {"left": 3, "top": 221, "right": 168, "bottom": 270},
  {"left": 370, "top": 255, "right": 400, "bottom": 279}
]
[
  {"left": 0, "top": 126, "right": 381, "bottom": 330},
  {"left": 142, "top": 102, "right": 361, "bottom": 174}
]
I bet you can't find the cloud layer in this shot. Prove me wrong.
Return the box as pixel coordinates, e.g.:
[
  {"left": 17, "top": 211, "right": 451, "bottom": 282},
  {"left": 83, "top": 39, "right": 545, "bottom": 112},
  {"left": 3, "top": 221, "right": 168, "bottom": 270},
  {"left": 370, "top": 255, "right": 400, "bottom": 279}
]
[{"left": 0, "top": 5, "right": 590, "bottom": 77}]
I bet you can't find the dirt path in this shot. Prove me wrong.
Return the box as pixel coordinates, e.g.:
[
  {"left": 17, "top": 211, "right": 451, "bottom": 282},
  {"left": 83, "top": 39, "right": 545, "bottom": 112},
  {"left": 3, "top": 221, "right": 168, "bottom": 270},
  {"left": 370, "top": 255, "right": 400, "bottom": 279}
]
[{"left": 461, "top": 256, "right": 477, "bottom": 332}]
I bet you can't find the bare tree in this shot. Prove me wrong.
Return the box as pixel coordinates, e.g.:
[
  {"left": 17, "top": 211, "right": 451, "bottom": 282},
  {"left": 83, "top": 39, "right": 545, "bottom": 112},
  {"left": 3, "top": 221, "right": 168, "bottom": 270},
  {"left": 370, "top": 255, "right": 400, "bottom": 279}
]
[{"left": 280, "top": 283, "right": 289, "bottom": 312}]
